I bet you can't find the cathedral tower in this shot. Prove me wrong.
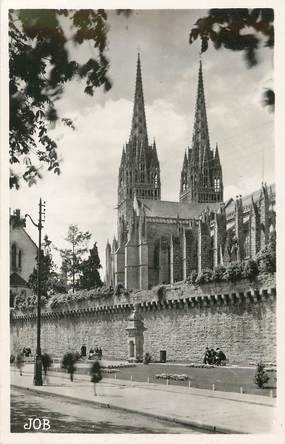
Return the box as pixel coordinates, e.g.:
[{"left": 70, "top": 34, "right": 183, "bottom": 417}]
[
  {"left": 118, "top": 54, "right": 161, "bottom": 245},
  {"left": 179, "top": 61, "right": 223, "bottom": 203}
]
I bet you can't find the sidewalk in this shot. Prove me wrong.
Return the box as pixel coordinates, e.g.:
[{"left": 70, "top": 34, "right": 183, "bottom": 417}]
[{"left": 11, "top": 367, "right": 277, "bottom": 434}]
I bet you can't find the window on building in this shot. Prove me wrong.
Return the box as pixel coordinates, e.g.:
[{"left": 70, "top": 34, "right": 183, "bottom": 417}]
[
  {"left": 11, "top": 244, "right": 17, "bottom": 270},
  {"left": 214, "top": 178, "right": 220, "bottom": 192},
  {"left": 18, "top": 250, "right": 22, "bottom": 269},
  {"left": 154, "top": 173, "right": 158, "bottom": 187},
  {"left": 244, "top": 231, "right": 250, "bottom": 258}
]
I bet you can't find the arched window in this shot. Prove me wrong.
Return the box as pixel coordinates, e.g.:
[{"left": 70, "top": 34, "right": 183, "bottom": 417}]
[
  {"left": 154, "top": 172, "right": 158, "bottom": 187},
  {"left": 243, "top": 228, "right": 251, "bottom": 258},
  {"left": 214, "top": 178, "right": 220, "bottom": 192},
  {"left": 18, "top": 250, "right": 22, "bottom": 269},
  {"left": 12, "top": 244, "right": 17, "bottom": 270}
]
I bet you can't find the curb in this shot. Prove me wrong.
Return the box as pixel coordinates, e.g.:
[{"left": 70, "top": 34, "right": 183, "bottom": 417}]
[
  {"left": 12, "top": 383, "right": 246, "bottom": 434},
  {"left": 47, "top": 370, "right": 276, "bottom": 408}
]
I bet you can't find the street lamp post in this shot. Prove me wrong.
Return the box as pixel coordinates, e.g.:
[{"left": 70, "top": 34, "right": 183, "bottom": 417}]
[{"left": 25, "top": 198, "right": 46, "bottom": 386}]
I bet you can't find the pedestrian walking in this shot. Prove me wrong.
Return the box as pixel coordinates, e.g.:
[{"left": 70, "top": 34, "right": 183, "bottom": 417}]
[
  {"left": 42, "top": 353, "right": 52, "bottom": 384},
  {"left": 90, "top": 359, "right": 102, "bottom": 396},
  {"left": 15, "top": 352, "right": 24, "bottom": 376},
  {"left": 62, "top": 352, "right": 78, "bottom": 382}
]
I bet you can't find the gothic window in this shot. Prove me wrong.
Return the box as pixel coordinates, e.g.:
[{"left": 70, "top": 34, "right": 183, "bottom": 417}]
[
  {"left": 154, "top": 243, "right": 159, "bottom": 268},
  {"left": 11, "top": 244, "right": 17, "bottom": 270},
  {"left": 154, "top": 172, "right": 158, "bottom": 188},
  {"left": 214, "top": 178, "right": 220, "bottom": 192},
  {"left": 18, "top": 250, "right": 22, "bottom": 269},
  {"left": 244, "top": 231, "right": 250, "bottom": 258},
  {"left": 10, "top": 291, "right": 15, "bottom": 308}
]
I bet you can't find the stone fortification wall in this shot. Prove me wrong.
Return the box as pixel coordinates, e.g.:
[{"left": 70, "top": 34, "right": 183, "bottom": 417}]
[{"left": 10, "top": 274, "right": 276, "bottom": 364}]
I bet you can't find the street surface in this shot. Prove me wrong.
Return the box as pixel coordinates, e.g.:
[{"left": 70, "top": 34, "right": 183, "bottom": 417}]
[
  {"left": 10, "top": 366, "right": 277, "bottom": 434},
  {"left": 11, "top": 388, "right": 199, "bottom": 433}
]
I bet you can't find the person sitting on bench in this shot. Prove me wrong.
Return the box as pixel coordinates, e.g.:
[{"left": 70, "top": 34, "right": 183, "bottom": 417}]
[{"left": 215, "top": 348, "right": 227, "bottom": 365}]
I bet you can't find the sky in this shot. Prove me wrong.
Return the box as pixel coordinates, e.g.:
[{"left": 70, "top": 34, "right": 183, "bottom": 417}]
[{"left": 10, "top": 9, "right": 274, "bottom": 279}]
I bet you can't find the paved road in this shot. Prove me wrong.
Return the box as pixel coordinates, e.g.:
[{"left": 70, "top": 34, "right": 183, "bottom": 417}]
[{"left": 11, "top": 388, "right": 200, "bottom": 434}]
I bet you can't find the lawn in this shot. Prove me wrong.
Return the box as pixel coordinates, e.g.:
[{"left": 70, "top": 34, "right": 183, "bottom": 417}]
[{"left": 52, "top": 362, "right": 276, "bottom": 397}]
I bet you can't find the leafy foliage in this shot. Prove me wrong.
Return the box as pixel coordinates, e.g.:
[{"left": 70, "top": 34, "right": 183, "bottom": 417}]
[
  {"left": 61, "top": 352, "right": 79, "bottom": 377},
  {"left": 196, "top": 268, "right": 213, "bottom": 284},
  {"left": 186, "top": 270, "right": 198, "bottom": 285},
  {"left": 78, "top": 242, "right": 103, "bottom": 290},
  {"left": 189, "top": 9, "right": 274, "bottom": 110},
  {"left": 14, "top": 292, "right": 48, "bottom": 311},
  {"left": 28, "top": 235, "right": 66, "bottom": 296},
  {"left": 59, "top": 224, "right": 92, "bottom": 292},
  {"left": 222, "top": 262, "right": 243, "bottom": 282},
  {"left": 90, "top": 360, "right": 103, "bottom": 383},
  {"left": 143, "top": 352, "right": 152, "bottom": 365},
  {"left": 241, "top": 258, "right": 259, "bottom": 279},
  {"left": 186, "top": 237, "right": 275, "bottom": 286},
  {"left": 212, "top": 264, "right": 226, "bottom": 282},
  {"left": 256, "top": 239, "right": 276, "bottom": 273},
  {"left": 254, "top": 361, "right": 269, "bottom": 388},
  {"left": 9, "top": 9, "right": 112, "bottom": 188},
  {"left": 42, "top": 353, "right": 53, "bottom": 370}
]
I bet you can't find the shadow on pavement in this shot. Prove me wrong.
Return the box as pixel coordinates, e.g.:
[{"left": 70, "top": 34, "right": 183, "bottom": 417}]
[{"left": 11, "top": 390, "right": 192, "bottom": 434}]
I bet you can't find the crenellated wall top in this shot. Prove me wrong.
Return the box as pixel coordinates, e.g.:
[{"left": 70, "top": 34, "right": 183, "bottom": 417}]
[{"left": 11, "top": 273, "right": 275, "bottom": 321}]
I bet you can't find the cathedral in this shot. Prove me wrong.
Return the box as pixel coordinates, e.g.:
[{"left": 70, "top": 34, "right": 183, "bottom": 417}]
[{"left": 105, "top": 54, "right": 275, "bottom": 290}]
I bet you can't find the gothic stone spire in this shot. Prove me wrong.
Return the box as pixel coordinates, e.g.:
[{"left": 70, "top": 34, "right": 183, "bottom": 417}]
[
  {"left": 130, "top": 53, "right": 148, "bottom": 149},
  {"left": 192, "top": 60, "right": 211, "bottom": 167},
  {"left": 117, "top": 53, "right": 161, "bottom": 245},
  {"left": 179, "top": 60, "right": 223, "bottom": 204}
]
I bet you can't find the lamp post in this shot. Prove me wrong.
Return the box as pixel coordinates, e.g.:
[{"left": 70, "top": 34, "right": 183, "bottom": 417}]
[{"left": 25, "top": 198, "right": 46, "bottom": 386}]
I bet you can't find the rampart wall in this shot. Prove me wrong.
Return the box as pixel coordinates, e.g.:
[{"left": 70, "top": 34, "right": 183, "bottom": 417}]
[{"left": 10, "top": 274, "right": 276, "bottom": 364}]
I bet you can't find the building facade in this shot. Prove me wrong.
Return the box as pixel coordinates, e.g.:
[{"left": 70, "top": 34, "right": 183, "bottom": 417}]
[
  {"left": 10, "top": 209, "right": 37, "bottom": 306},
  {"left": 105, "top": 55, "right": 275, "bottom": 290}
]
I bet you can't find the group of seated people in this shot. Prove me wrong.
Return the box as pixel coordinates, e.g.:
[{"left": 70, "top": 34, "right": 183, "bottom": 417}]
[
  {"left": 88, "top": 346, "right": 103, "bottom": 360},
  {"left": 203, "top": 347, "right": 227, "bottom": 365},
  {"left": 22, "top": 347, "right": 32, "bottom": 357}
]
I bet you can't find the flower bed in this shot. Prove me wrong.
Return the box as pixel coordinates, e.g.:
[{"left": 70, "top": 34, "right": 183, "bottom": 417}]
[
  {"left": 101, "top": 363, "right": 137, "bottom": 369},
  {"left": 155, "top": 373, "right": 190, "bottom": 381},
  {"left": 187, "top": 363, "right": 215, "bottom": 368}
]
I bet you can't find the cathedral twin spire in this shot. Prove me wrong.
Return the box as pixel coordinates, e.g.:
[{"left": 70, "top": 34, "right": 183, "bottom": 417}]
[
  {"left": 118, "top": 53, "right": 223, "bottom": 214},
  {"left": 117, "top": 54, "right": 161, "bottom": 239},
  {"left": 180, "top": 60, "right": 223, "bottom": 203},
  {"left": 130, "top": 53, "right": 149, "bottom": 149}
]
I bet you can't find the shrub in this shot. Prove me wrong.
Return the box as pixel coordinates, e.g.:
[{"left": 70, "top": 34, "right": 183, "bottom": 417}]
[
  {"left": 115, "top": 283, "right": 125, "bottom": 296},
  {"left": 143, "top": 352, "right": 152, "bottom": 364},
  {"left": 61, "top": 352, "right": 80, "bottom": 378},
  {"left": 212, "top": 264, "right": 226, "bottom": 282},
  {"left": 196, "top": 268, "right": 213, "bottom": 285},
  {"left": 10, "top": 354, "right": 15, "bottom": 364},
  {"left": 157, "top": 286, "right": 166, "bottom": 301},
  {"left": 256, "top": 245, "right": 276, "bottom": 274},
  {"left": 187, "top": 270, "right": 198, "bottom": 284},
  {"left": 223, "top": 262, "right": 242, "bottom": 282},
  {"left": 242, "top": 259, "right": 258, "bottom": 280},
  {"left": 254, "top": 361, "right": 270, "bottom": 388}
]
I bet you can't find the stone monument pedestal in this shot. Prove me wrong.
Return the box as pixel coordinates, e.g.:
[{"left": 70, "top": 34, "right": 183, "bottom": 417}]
[{"left": 126, "top": 304, "right": 146, "bottom": 362}]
